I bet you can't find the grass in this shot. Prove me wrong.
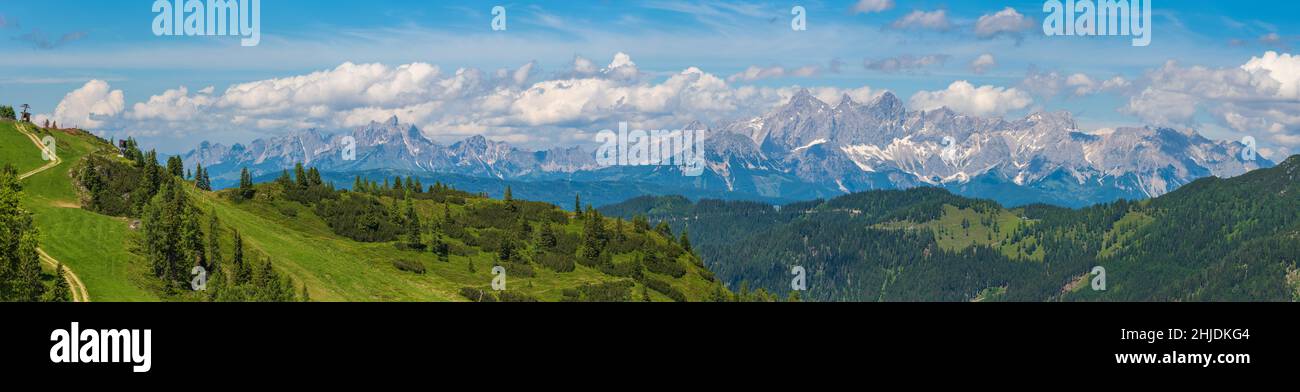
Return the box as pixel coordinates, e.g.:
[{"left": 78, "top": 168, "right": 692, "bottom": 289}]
[
  {"left": 195, "top": 188, "right": 720, "bottom": 301},
  {"left": 876, "top": 204, "right": 1044, "bottom": 261},
  {"left": 3, "top": 124, "right": 723, "bottom": 302},
  {"left": 0, "top": 120, "right": 46, "bottom": 174},
  {"left": 12, "top": 124, "right": 158, "bottom": 301}
]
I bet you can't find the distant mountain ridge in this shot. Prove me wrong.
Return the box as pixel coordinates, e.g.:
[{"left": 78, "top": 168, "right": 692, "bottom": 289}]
[{"left": 183, "top": 92, "right": 1272, "bottom": 208}]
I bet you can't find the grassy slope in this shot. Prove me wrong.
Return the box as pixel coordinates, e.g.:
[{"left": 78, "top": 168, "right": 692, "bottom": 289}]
[
  {"left": 3, "top": 123, "right": 719, "bottom": 302},
  {"left": 194, "top": 187, "right": 720, "bottom": 301},
  {"left": 0, "top": 121, "right": 45, "bottom": 174},
  {"left": 5, "top": 121, "right": 158, "bottom": 301},
  {"left": 877, "top": 204, "right": 1044, "bottom": 261}
]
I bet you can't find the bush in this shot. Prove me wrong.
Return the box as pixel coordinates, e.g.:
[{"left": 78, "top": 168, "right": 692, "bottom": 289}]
[
  {"left": 394, "top": 242, "right": 428, "bottom": 252},
  {"left": 496, "top": 290, "right": 539, "bottom": 302},
  {"left": 392, "top": 259, "right": 426, "bottom": 274},
  {"left": 459, "top": 287, "right": 497, "bottom": 302},
  {"left": 641, "top": 276, "right": 687, "bottom": 302},
  {"left": 500, "top": 262, "right": 535, "bottom": 278},
  {"left": 560, "top": 280, "right": 635, "bottom": 302},
  {"left": 536, "top": 251, "right": 575, "bottom": 273},
  {"left": 600, "top": 259, "right": 642, "bottom": 279},
  {"left": 314, "top": 193, "right": 401, "bottom": 242},
  {"left": 643, "top": 252, "right": 686, "bottom": 278},
  {"left": 276, "top": 204, "right": 298, "bottom": 217}
]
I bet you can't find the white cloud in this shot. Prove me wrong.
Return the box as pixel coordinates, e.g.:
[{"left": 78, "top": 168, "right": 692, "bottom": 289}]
[
  {"left": 603, "top": 52, "right": 640, "bottom": 81},
  {"left": 890, "top": 10, "right": 951, "bottom": 31},
  {"left": 909, "top": 80, "right": 1032, "bottom": 116},
  {"left": 572, "top": 56, "right": 598, "bottom": 75},
  {"left": 1241, "top": 51, "right": 1300, "bottom": 98},
  {"left": 808, "top": 86, "right": 883, "bottom": 106},
  {"left": 50, "top": 53, "right": 878, "bottom": 149},
  {"left": 864, "top": 54, "right": 949, "bottom": 73},
  {"left": 48, "top": 79, "right": 124, "bottom": 129},
  {"left": 852, "top": 0, "right": 895, "bottom": 14},
  {"left": 727, "top": 65, "right": 820, "bottom": 82},
  {"left": 974, "top": 7, "right": 1032, "bottom": 39},
  {"left": 1123, "top": 51, "right": 1300, "bottom": 157},
  {"left": 1065, "top": 73, "right": 1097, "bottom": 96},
  {"left": 969, "top": 54, "right": 996, "bottom": 74},
  {"left": 127, "top": 86, "right": 215, "bottom": 122},
  {"left": 1021, "top": 69, "right": 1129, "bottom": 98}
]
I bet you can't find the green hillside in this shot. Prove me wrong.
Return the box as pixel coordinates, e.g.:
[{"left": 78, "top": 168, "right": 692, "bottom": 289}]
[
  {"left": 604, "top": 159, "right": 1300, "bottom": 302},
  {"left": 1, "top": 120, "right": 729, "bottom": 302}
]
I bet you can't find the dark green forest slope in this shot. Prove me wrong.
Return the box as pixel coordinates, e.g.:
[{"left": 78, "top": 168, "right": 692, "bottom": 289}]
[{"left": 603, "top": 156, "right": 1300, "bottom": 302}]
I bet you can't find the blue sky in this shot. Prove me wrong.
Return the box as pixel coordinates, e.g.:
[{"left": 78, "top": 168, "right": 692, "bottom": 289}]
[{"left": 1, "top": 0, "right": 1298, "bottom": 158}]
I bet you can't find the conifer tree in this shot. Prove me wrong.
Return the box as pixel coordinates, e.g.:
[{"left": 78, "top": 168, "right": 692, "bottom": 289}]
[
  {"left": 44, "top": 263, "right": 71, "bottom": 302},
  {"left": 238, "top": 168, "right": 255, "bottom": 200},
  {"left": 231, "top": 230, "right": 251, "bottom": 285},
  {"left": 404, "top": 194, "right": 421, "bottom": 247}
]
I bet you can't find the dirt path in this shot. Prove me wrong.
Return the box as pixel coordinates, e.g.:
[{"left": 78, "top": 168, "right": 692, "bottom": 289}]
[{"left": 14, "top": 122, "right": 88, "bottom": 302}]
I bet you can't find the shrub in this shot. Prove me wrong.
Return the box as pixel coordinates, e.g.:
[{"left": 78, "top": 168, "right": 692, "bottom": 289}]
[
  {"left": 314, "top": 193, "right": 401, "bottom": 242},
  {"left": 643, "top": 252, "right": 686, "bottom": 278},
  {"left": 560, "top": 280, "right": 635, "bottom": 302},
  {"left": 394, "top": 242, "right": 428, "bottom": 252},
  {"left": 276, "top": 204, "right": 298, "bottom": 217},
  {"left": 641, "top": 276, "right": 687, "bottom": 302},
  {"left": 496, "top": 290, "right": 539, "bottom": 302},
  {"left": 459, "top": 287, "right": 497, "bottom": 302},
  {"left": 392, "top": 259, "right": 426, "bottom": 274},
  {"left": 536, "top": 251, "right": 575, "bottom": 273}
]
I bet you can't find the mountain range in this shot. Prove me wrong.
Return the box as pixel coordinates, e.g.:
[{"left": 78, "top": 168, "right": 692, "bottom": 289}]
[{"left": 182, "top": 90, "right": 1272, "bottom": 208}]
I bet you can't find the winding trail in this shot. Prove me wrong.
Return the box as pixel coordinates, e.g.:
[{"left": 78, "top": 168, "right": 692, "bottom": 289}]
[{"left": 14, "top": 122, "right": 89, "bottom": 302}]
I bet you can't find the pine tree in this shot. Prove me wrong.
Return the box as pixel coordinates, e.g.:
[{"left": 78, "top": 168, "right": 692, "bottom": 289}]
[
  {"left": 679, "top": 228, "right": 692, "bottom": 253},
  {"left": 44, "top": 263, "right": 71, "bottom": 302},
  {"left": 308, "top": 167, "right": 322, "bottom": 187},
  {"left": 538, "top": 224, "right": 558, "bottom": 249},
  {"left": 294, "top": 163, "right": 308, "bottom": 189},
  {"left": 206, "top": 212, "right": 222, "bottom": 271},
  {"left": 301, "top": 284, "right": 310, "bottom": 302},
  {"left": 194, "top": 163, "right": 209, "bottom": 190},
  {"left": 14, "top": 234, "right": 44, "bottom": 301},
  {"left": 277, "top": 169, "right": 292, "bottom": 188},
  {"left": 404, "top": 194, "right": 421, "bottom": 247},
  {"left": 231, "top": 230, "right": 251, "bottom": 285},
  {"left": 0, "top": 165, "right": 44, "bottom": 301},
  {"left": 574, "top": 194, "right": 582, "bottom": 214},
  {"left": 498, "top": 237, "right": 515, "bottom": 263},
  {"left": 166, "top": 156, "right": 184, "bottom": 177},
  {"left": 433, "top": 233, "right": 450, "bottom": 263},
  {"left": 238, "top": 168, "right": 255, "bottom": 200}
]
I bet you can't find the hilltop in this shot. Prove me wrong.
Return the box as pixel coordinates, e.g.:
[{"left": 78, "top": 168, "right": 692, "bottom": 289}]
[{"left": 1, "top": 119, "right": 732, "bottom": 302}]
